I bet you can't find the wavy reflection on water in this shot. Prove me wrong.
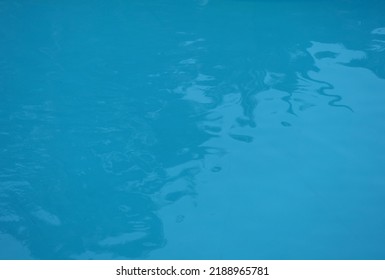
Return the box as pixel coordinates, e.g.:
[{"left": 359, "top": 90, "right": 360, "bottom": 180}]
[{"left": 1, "top": 0, "right": 385, "bottom": 259}]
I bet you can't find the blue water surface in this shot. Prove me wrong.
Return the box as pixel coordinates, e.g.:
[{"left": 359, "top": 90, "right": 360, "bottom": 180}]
[{"left": 1, "top": 0, "right": 385, "bottom": 259}]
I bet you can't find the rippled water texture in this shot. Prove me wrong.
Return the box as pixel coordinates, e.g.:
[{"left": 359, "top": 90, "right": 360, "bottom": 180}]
[{"left": 1, "top": 0, "right": 385, "bottom": 259}]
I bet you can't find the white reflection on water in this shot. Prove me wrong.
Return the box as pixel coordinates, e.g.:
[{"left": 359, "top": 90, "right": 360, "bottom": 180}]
[{"left": 151, "top": 36, "right": 385, "bottom": 259}]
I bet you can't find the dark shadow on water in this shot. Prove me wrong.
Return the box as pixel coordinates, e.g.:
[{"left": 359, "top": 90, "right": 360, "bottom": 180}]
[{"left": 0, "top": 0, "right": 213, "bottom": 259}]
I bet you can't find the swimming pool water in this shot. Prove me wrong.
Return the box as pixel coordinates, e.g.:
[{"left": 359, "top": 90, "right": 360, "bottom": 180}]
[{"left": 1, "top": 0, "right": 385, "bottom": 259}]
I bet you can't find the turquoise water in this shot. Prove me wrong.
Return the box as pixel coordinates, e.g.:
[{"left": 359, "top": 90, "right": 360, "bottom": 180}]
[{"left": 1, "top": 0, "right": 385, "bottom": 259}]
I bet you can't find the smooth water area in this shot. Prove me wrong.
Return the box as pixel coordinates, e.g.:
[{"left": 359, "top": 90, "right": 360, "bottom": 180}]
[{"left": 1, "top": 0, "right": 385, "bottom": 259}]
